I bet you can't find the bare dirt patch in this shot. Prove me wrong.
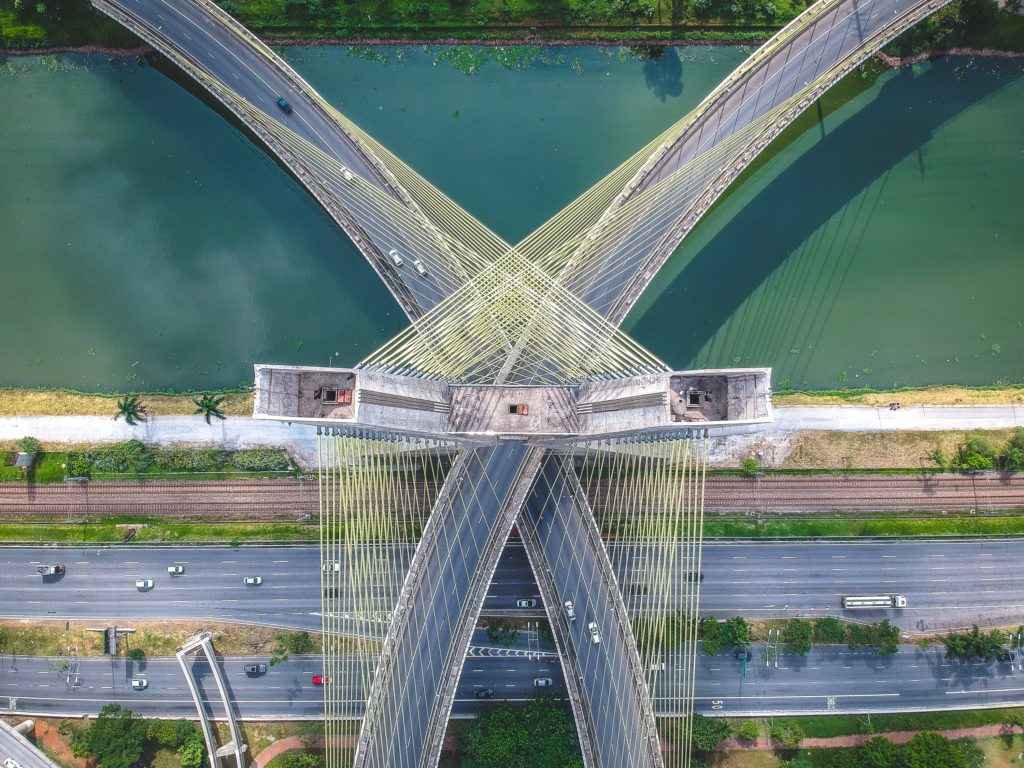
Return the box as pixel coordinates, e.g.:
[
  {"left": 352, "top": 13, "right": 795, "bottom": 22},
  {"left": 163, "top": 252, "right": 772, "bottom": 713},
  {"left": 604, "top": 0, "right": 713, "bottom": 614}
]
[
  {"left": 778, "top": 429, "right": 1019, "bottom": 470},
  {"left": 0, "top": 389, "right": 253, "bottom": 418}
]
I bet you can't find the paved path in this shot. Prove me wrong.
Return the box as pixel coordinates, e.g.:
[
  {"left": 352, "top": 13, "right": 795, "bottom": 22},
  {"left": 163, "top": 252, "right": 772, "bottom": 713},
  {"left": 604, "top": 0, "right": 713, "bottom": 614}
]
[
  {"left": 720, "top": 723, "right": 1023, "bottom": 750},
  {"left": 0, "top": 406, "right": 1020, "bottom": 470}
]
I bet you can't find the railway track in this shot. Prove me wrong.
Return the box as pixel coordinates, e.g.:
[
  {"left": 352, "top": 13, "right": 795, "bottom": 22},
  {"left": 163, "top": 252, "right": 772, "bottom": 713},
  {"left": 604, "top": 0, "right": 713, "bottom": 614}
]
[{"left": 0, "top": 475, "right": 1020, "bottom": 516}]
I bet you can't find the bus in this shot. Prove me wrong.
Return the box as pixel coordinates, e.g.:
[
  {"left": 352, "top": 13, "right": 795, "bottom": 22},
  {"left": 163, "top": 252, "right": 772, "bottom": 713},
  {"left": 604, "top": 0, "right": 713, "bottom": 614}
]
[{"left": 843, "top": 594, "right": 907, "bottom": 609}]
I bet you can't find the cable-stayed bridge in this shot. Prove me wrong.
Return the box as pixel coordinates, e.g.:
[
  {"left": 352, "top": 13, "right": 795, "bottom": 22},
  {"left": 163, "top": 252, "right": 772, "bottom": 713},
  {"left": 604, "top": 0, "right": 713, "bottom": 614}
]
[{"left": 91, "top": 0, "right": 954, "bottom": 765}]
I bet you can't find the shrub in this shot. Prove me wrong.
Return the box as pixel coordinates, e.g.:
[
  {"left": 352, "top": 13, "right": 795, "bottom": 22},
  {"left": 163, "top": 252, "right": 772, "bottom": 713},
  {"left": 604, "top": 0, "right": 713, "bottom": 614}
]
[
  {"left": 153, "top": 447, "right": 225, "bottom": 472},
  {"left": 230, "top": 448, "right": 290, "bottom": 471},
  {"left": 814, "top": 617, "right": 847, "bottom": 644},
  {"left": 725, "top": 616, "right": 750, "bottom": 648},
  {"left": 860, "top": 735, "right": 901, "bottom": 768},
  {"left": 741, "top": 457, "right": 759, "bottom": 476},
  {"left": 770, "top": 721, "right": 804, "bottom": 747},
  {"left": 691, "top": 713, "right": 730, "bottom": 751},
  {"left": 951, "top": 434, "right": 996, "bottom": 471},
  {"left": 127, "top": 648, "right": 145, "bottom": 661},
  {"left": 16, "top": 436, "right": 41, "bottom": 454},
  {"left": 736, "top": 720, "right": 760, "bottom": 740},
  {"left": 66, "top": 453, "right": 93, "bottom": 477},
  {"left": 91, "top": 440, "right": 151, "bottom": 473}
]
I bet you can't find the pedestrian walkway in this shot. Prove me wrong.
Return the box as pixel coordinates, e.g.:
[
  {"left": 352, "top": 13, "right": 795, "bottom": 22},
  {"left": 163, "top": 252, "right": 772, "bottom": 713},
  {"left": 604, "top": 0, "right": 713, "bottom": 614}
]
[
  {"left": 0, "top": 404, "right": 1019, "bottom": 471},
  {"left": 719, "top": 722, "right": 1022, "bottom": 751}
]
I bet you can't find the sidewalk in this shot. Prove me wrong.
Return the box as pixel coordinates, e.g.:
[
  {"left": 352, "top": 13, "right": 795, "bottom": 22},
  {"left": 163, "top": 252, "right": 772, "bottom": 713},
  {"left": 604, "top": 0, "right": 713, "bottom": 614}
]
[
  {"left": 0, "top": 405, "right": 1019, "bottom": 471},
  {"left": 720, "top": 722, "right": 1022, "bottom": 751}
]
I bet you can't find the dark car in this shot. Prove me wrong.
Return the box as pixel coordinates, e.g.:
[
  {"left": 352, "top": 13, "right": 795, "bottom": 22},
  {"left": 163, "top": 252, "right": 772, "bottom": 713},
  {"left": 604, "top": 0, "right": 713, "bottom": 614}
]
[
  {"left": 997, "top": 650, "right": 1015, "bottom": 663},
  {"left": 244, "top": 663, "right": 267, "bottom": 675},
  {"left": 276, "top": 97, "right": 292, "bottom": 114},
  {"left": 474, "top": 688, "right": 494, "bottom": 699},
  {"left": 734, "top": 649, "right": 753, "bottom": 661},
  {"left": 685, "top": 572, "right": 704, "bottom": 582}
]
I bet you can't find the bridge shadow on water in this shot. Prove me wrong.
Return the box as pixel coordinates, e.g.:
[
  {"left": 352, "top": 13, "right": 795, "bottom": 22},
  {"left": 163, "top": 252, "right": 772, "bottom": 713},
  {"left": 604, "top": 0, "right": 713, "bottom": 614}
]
[{"left": 627, "top": 58, "right": 1023, "bottom": 380}]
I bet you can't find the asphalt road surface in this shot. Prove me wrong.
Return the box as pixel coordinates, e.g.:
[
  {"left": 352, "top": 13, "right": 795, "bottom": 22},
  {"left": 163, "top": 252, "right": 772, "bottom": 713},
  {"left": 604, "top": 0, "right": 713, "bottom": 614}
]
[
  {"left": 4, "top": 642, "right": 1024, "bottom": 721},
  {"left": 4, "top": 539, "right": 1024, "bottom": 633}
]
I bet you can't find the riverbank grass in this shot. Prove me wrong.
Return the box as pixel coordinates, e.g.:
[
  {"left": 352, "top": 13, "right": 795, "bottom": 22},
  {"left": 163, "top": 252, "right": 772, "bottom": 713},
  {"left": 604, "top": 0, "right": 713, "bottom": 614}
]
[{"left": 0, "top": 388, "right": 253, "bottom": 417}]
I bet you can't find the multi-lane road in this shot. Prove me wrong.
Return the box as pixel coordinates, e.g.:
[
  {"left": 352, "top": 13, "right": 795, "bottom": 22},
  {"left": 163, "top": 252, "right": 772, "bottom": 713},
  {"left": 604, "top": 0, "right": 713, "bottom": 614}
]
[
  {"left": 5, "top": 539, "right": 1024, "bottom": 632},
  {"left": 4, "top": 642, "right": 1024, "bottom": 721}
]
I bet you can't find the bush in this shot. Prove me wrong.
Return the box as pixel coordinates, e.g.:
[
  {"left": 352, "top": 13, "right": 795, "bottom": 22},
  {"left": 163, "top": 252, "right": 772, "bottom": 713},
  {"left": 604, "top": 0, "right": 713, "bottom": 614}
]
[
  {"left": 951, "top": 434, "right": 996, "bottom": 471},
  {"left": 860, "top": 735, "right": 901, "bottom": 768},
  {"left": 736, "top": 720, "right": 760, "bottom": 740},
  {"left": 276, "top": 631, "right": 315, "bottom": 655},
  {"left": 16, "top": 436, "right": 41, "bottom": 454},
  {"left": 147, "top": 719, "right": 200, "bottom": 749},
  {"left": 741, "top": 457, "right": 759, "bottom": 476},
  {"left": 153, "top": 447, "right": 225, "bottom": 472},
  {"left": 691, "top": 713, "right": 730, "bottom": 751},
  {"left": 127, "top": 648, "right": 145, "bottom": 661},
  {"left": 782, "top": 618, "right": 813, "bottom": 656},
  {"left": 814, "top": 617, "right": 847, "bottom": 644},
  {"left": 230, "top": 448, "right": 290, "bottom": 471},
  {"left": 944, "top": 625, "right": 1006, "bottom": 662},
  {"left": 770, "top": 721, "right": 805, "bottom": 747},
  {"left": 725, "top": 616, "right": 750, "bottom": 648},
  {"left": 66, "top": 452, "right": 93, "bottom": 477},
  {"left": 91, "top": 440, "right": 151, "bottom": 473},
  {"left": 700, "top": 617, "right": 726, "bottom": 655}
]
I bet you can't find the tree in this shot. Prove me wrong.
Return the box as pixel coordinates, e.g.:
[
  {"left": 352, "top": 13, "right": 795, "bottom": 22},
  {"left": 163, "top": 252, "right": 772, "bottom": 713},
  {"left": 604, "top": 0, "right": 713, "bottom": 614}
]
[
  {"left": 486, "top": 619, "right": 518, "bottom": 647},
  {"left": 276, "top": 754, "right": 321, "bottom": 768},
  {"left": 944, "top": 625, "right": 1006, "bottom": 662},
  {"left": 736, "top": 720, "right": 760, "bottom": 741},
  {"left": 900, "top": 731, "right": 973, "bottom": 768},
  {"left": 114, "top": 394, "right": 147, "bottom": 426},
  {"left": 782, "top": 618, "right": 813, "bottom": 656},
  {"left": 193, "top": 393, "right": 227, "bottom": 424},
  {"left": 700, "top": 617, "right": 726, "bottom": 655},
  {"left": 690, "top": 713, "right": 730, "bottom": 751},
  {"left": 769, "top": 721, "right": 804, "bottom": 748},
  {"left": 848, "top": 620, "right": 899, "bottom": 656},
  {"left": 1000, "top": 429, "right": 1024, "bottom": 470},
  {"left": 860, "top": 735, "right": 900, "bottom": 768},
  {"left": 814, "top": 617, "right": 847, "bottom": 644},
  {"left": 741, "top": 457, "right": 759, "bottom": 477},
  {"left": 178, "top": 736, "right": 206, "bottom": 768},
  {"left": 725, "top": 616, "right": 750, "bottom": 648},
  {"left": 127, "top": 648, "right": 145, "bottom": 661},
  {"left": 71, "top": 703, "right": 147, "bottom": 768},
  {"left": 458, "top": 695, "right": 583, "bottom": 768}
]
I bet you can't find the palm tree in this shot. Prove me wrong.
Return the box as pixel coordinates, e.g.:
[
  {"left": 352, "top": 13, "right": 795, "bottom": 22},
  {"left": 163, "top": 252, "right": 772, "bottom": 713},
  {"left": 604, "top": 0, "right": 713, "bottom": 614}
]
[
  {"left": 114, "top": 395, "right": 147, "bottom": 426},
  {"left": 193, "top": 393, "right": 227, "bottom": 425}
]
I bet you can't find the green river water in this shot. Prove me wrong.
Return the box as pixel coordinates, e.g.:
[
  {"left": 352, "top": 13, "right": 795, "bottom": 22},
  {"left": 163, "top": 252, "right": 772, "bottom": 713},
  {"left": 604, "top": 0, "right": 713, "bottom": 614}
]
[{"left": 0, "top": 47, "right": 1021, "bottom": 392}]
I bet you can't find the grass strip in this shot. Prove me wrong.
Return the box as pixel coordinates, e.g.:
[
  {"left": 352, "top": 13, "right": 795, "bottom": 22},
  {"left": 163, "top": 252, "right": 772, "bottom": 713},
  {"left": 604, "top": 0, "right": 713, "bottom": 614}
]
[
  {"left": 704, "top": 516, "right": 1024, "bottom": 538},
  {"left": 758, "top": 707, "right": 1024, "bottom": 738},
  {"left": 0, "top": 518, "right": 317, "bottom": 543}
]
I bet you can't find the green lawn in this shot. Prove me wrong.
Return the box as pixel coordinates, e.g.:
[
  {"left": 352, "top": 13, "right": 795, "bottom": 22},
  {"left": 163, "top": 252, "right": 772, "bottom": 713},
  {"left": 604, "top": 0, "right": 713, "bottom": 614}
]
[
  {"left": 0, "top": 518, "right": 317, "bottom": 543},
  {"left": 760, "top": 707, "right": 1024, "bottom": 738},
  {"left": 704, "top": 516, "right": 1024, "bottom": 538}
]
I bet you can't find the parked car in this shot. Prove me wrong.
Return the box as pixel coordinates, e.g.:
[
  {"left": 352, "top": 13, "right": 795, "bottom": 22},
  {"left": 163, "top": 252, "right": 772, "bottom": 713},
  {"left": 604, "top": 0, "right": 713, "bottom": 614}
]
[
  {"left": 312, "top": 675, "right": 331, "bottom": 685},
  {"left": 275, "top": 97, "right": 292, "bottom": 114},
  {"left": 474, "top": 688, "right": 494, "bottom": 699},
  {"left": 135, "top": 579, "right": 154, "bottom": 590},
  {"left": 244, "top": 663, "right": 268, "bottom": 675},
  {"left": 588, "top": 621, "right": 601, "bottom": 645},
  {"left": 563, "top": 600, "right": 576, "bottom": 622},
  {"left": 533, "top": 678, "right": 553, "bottom": 688},
  {"left": 244, "top": 576, "right": 263, "bottom": 586},
  {"left": 734, "top": 648, "right": 753, "bottom": 661},
  {"left": 167, "top": 565, "right": 185, "bottom": 575},
  {"left": 516, "top": 598, "right": 537, "bottom": 609},
  {"left": 131, "top": 678, "right": 148, "bottom": 690}
]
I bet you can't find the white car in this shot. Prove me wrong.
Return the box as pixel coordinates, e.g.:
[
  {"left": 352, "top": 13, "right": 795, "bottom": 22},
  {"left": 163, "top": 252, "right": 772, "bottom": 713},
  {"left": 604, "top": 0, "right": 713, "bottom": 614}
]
[
  {"left": 167, "top": 565, "right": 185, "bottom": 575},
  {"left": 135, "top": 579, "right": 154, "bottom": 590},
  {"left": 388, "top": 249, "right": 404, "bottom": 267},
  {"left": 588, "top": 621, "right": 601, "bottom": 645},
  {"left": 322, "top": 562, "right": 341, "bottom": 573},
  {"left": 533, "top": 677, "right": 553, "bottom": 688},
  {"left": 244, "top": 576, "right": 263, "bottom": 586},
  {"left": 563, "top": 600, "right": 576, "bottom": 622},
  {"left": 131, "top": 678, "right": 148, "bottom": 690},
  {"left": 412, "top": 258, "right": 427, "bottom": 276}
]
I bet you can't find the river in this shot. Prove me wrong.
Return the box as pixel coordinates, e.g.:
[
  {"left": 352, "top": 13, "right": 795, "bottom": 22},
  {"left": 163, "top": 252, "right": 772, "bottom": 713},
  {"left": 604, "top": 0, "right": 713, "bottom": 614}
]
[{"left": 0, "top": 47, "right": 1021, "bottom": 391}]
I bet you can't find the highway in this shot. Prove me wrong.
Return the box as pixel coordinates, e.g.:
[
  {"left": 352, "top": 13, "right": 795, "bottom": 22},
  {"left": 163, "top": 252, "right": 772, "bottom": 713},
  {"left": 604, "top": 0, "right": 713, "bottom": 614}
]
[
  {"left": 4, "top": 642, "right": 1024, "bottom": 721},
  {"left": 5, "top": 540, "right": 1024, "bottom": 633}
]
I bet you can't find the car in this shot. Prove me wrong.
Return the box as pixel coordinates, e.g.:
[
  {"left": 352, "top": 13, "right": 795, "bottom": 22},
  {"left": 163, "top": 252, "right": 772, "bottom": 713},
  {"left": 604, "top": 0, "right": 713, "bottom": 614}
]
[
  {"left": 275, "top": 97, "right": 292, "bottom": 114},
  {"left": 588, "top": 621, "right": 601, "bottom": 645},
  {"left": 412, "top": 258, "right": 427, "bottom": 276},
  {"left": 5, "top": 758, "right": 25, "bottom": 768},
  {"left": 167, "top": 565, "right": 185, "bottom": 575},
  {"left": 135, "top": 579, "right": 154, "bottom": 590},
  {"left": 312, "top": 675, "right": 331, "bottom": 685},
  {"left": 516, "top": 598, "right": 537, "bottom": 608},
  {"left": 563, "top": 600, "right": 576, "bottom": 622},
  {"left": 474, "top": 688, "right": 494, "bottom": 699},
  {"left": 685, "top": 571, "right": 704, "bottom": 582},
  {"left": 734, "top": 648, "right": 753, "bottom": 661},
  {"left": 130, "top": 678, "right": 148, "bottom": 690},
  {"left": 533, "top": 678, "right": 553, "bottom": 688},
  {"left": 997, "top": 650, "right": 1016, "bottom": 663},
  {"left": 244, "top": 576, "right": 263, "bottom": 586},
  {"left": 243, "top": 663, "right": 268, "bottom": 675},
  {"left": 322, "top": 562, "right": 341, "bottom": 573},
  {"left": 341, "top": 167, "right": 354, "bottom": 182},
  {"left": 387, "top": 249, "right": 404, "bottom": 268},
  {"left": 650, "top": 661, "right": 666, "bottom": 671}
]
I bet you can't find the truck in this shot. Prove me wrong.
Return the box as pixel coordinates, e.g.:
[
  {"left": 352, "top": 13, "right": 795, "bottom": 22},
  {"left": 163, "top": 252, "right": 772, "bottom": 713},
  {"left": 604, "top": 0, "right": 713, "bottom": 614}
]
[
  {"left": 842, "top": 594, "right": 907, "bottom": 609},
  {"left": 36, "top": 564, "right": 65, "bottom": 577}
]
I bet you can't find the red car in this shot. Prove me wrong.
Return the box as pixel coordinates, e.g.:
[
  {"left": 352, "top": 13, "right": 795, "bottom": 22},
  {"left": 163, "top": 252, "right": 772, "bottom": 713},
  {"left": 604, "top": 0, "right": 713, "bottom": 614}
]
[{"left": 312, "top": 675, "right": 331, "bottom": 685}]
